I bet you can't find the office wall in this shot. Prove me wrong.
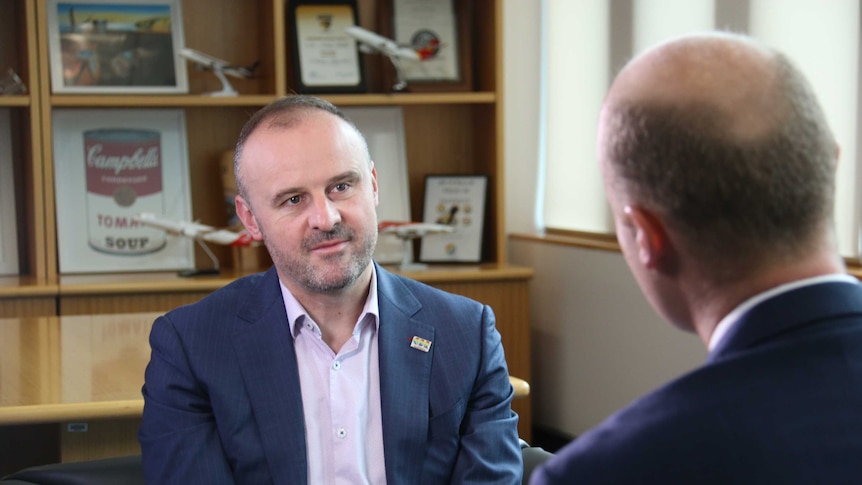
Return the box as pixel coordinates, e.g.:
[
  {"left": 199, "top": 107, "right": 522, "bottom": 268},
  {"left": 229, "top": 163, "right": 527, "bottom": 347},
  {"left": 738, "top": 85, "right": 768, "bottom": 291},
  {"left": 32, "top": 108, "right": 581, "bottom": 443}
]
[{"left": 502, "top": 0, "right": 706, "bottom": 437}]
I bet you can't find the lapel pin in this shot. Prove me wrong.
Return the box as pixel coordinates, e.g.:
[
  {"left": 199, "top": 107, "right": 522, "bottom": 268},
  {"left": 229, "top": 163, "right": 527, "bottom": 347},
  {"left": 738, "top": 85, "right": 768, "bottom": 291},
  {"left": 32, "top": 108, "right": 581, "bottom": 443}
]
[{"left": 410, "top": 336, "right": 432, "bottom": 352}]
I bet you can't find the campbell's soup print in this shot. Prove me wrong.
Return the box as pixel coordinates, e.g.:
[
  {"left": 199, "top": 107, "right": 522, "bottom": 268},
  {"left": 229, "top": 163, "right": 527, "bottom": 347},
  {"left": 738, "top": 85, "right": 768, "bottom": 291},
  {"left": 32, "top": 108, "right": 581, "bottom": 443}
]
[{"left": 84, "top": 129, "right": 167, "bottom": 255}]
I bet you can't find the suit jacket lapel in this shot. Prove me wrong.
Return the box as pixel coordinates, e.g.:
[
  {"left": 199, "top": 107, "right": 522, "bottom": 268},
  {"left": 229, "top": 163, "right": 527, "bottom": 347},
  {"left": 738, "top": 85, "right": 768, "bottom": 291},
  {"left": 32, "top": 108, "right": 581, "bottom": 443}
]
[
  {"left": 709, "top": 281, "right": 862, "bottom": 363},
  {"left": 231, "top": 268, "right": 308, "bottom": 485},
  {"left": 375, "top": 264, "right": 435, "bottom": 484}
]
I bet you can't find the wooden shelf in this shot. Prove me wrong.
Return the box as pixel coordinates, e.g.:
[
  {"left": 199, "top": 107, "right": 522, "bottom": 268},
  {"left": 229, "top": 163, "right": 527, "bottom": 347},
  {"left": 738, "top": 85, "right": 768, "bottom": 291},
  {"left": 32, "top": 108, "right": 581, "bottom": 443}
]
[
  {"left": 49, "top": 92, "right": 496, "bottom": 108},
  {"left": 0, "top": 96, "right": 30, "bottom": 107},
  {"left": 53, "top": 264, "right": 532, "bottom": 296}
]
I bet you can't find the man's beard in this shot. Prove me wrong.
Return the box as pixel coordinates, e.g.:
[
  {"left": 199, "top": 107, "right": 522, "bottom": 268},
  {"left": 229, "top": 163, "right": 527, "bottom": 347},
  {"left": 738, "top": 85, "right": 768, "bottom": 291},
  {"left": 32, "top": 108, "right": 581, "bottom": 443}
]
[{"left": 262, "top": 222, "right": 377, "bottom": 294}]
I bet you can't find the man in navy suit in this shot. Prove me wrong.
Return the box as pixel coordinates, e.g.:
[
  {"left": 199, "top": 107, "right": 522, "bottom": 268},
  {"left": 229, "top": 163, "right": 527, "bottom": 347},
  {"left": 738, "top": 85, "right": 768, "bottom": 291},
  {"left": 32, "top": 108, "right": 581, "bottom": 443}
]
[
  {"left": 138, "top": 95, "right": 522, "bottom": 484},
  {"left": 530, "top": 32, "right": 862, "bottom": 484}
]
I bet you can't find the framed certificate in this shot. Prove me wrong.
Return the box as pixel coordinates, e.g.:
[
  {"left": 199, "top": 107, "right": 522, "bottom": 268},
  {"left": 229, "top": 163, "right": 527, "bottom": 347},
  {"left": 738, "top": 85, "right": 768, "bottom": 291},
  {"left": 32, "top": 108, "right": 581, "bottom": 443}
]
[
  {"left": 420, "top": 175, "right": 487, "bottom": 263},
  {"left": 378, "top": 0, "right": 473, "bottom": 92},
  {"left": 288, "top": 0, "right": 367, "bottom": 93}
]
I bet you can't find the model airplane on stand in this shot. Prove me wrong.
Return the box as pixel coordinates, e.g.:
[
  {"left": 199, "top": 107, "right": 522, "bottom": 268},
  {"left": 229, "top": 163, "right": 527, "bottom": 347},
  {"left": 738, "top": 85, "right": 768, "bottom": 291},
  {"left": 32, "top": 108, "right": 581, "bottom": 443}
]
[
  {"left": 378, "top": 221, "right": 453, "bottom": 271},
  {"left": 178, "top": 48, "right": 259, "bottom": 96},
  {"left": 345, "top": 26, "right": 436, "bottom": 91},
  {"left": 132, "top": 212, "right": 259, "bottom": 276}
]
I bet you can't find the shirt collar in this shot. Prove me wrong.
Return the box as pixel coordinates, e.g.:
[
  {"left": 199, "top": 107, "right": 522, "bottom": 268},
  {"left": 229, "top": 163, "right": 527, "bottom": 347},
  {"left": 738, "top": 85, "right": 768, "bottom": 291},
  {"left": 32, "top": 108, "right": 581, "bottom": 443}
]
[
  {"left": 281, "top": 264, "right": 380, "bottom": 340},
  {"left": 708, "top": 273, "right": 859, "bottom": 351}
]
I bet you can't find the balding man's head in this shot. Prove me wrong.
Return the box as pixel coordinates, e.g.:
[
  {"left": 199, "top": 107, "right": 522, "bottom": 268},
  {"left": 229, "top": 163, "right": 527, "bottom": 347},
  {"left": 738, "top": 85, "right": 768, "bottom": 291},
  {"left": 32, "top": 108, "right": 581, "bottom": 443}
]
[
  {"left": 608, "top": 33, "right": 781, "bottom": 140},
  {"left": 599, "top": 32, "right": 837, "bottom": 281}
]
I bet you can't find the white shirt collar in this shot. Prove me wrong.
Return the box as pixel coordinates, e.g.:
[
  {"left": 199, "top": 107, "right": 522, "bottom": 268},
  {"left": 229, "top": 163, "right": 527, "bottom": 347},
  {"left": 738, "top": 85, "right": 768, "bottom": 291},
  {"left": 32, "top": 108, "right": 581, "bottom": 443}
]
[
  {"left": 281, "top": 264, "right": 379, "bottom": 339},
  {"left": 708, "top": 273, "right": 859, "bottom": 351}
]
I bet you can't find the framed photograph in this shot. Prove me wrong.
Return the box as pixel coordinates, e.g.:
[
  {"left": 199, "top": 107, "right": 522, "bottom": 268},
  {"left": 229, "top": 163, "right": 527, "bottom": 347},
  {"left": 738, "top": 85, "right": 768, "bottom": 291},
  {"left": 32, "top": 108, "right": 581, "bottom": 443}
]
[
  {"left": 52, "top": 108, "right": 194, "bottom": 274},
  {"left": 420, "top": 174, "right": 487, "bottom": 263},
  {"left": 46, "top": 0, "right": 188, "bottom": 94},
  {"left": 0, "top": 109, "right": 19, "bottom": 275},
  {"left": 378, "top": 0, "right": 473, "bottom": 92},
  {"left": 341, "top": 106, "right": 411, "bottom": 264},
  {"left": 288, "top": 0, "right": 367, "bottom": 94}
]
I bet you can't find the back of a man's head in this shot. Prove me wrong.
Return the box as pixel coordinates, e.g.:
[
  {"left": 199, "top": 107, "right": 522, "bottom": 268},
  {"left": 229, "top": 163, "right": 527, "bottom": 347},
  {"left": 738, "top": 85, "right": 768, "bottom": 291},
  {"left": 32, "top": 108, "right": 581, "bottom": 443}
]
[{"left": 600, "top": 32, "right": 838, "bottom": 281}]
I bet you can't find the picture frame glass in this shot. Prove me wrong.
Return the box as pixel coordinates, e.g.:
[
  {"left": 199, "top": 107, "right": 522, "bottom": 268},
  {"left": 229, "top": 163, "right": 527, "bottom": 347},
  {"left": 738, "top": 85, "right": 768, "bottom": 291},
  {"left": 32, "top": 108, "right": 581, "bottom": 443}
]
[
  {"left": 47, "top": 0, "right": 188, "bottom": 94},
  {"left": 379, "top": 0, "right": 472, "bottom": 92},
  {"left": 0, "top": 109, "right": 19, "bottom": 276},
  {"left": 393, "top": 0, "right": 460, "bottom": 81},
  {"left": 52, "top": 108, "right": 194, "bottom": 273},
  {"left": 420, "top": 175, "right": 487, "bottom": 263},
  {"left": 289, "top": 1, "right": 366, "bottom": 93},
  {"left": 341, "top": 106, "right": 411, "bottom": 264}
]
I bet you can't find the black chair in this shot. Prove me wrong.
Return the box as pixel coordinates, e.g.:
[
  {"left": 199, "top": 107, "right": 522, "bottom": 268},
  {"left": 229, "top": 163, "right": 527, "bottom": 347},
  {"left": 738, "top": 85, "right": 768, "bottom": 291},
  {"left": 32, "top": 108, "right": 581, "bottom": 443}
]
[
  {"left": 521, "top": 438, "right": 555, "bottom": 484},
  {"left": 0, "top": 455, "right": 143, "bottom": 485},
  {"left": 1, "top": 445, "right": 552, "bottom": 484}
]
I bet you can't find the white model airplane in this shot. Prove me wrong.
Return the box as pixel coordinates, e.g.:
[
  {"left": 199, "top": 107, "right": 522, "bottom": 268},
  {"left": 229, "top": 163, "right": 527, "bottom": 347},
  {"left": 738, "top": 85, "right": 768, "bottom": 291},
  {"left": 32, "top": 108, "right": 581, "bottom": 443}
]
[
  {"left": 133, "top": 212, "right": 257, "bottom": 247},
  {"left": 378, "top": 221, "right": 453, "bottom": 271},
  {"left": 345, "top": 26, "right": 434, "bottom": 91},
  {"left": 378, "top": 221, "right": 454, "bottom": 238},
  {"left": 345, "top": 26, "right": 422, "bottom": 61},
  {"left": 178, "top": 48, "right": 259, "bottom": 96}
]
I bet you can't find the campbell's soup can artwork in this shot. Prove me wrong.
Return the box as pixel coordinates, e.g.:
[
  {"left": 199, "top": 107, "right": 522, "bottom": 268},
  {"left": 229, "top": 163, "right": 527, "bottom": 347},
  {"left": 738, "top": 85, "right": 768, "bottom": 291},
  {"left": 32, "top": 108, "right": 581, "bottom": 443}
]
[{"left": 84, "top": 129, "right": 167, "bottom": 255}]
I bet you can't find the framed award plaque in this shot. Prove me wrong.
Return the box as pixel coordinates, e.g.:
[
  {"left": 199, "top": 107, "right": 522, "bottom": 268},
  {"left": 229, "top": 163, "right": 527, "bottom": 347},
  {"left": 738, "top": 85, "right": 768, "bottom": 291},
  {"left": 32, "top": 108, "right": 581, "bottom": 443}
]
[
  {"left": 378, "top": 0, "right": 473, "bottom": 92},
  {"left": 420, "top": 175, "right": 487, "bottom": 263},
  {"left": 288, "top": 0, "right": 367, "bottom": 93}
]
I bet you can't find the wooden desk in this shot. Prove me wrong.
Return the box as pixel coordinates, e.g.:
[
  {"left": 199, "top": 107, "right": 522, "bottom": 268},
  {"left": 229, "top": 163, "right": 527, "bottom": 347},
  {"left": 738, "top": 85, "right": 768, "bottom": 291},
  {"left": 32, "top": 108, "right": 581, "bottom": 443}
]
[
  {"left": 0, "top": 311, "right": 530, "bottom": 474},
  {"left": 0, "top": 313, "right": 160, "bottom": 474}
]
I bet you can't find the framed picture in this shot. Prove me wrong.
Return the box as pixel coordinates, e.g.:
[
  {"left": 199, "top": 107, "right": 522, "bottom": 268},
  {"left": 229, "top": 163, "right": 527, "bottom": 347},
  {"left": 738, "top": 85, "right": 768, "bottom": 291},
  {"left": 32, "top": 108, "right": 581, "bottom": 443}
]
[
  {"left": 46, "top": 0, "right": 188, "bottom": 94},
  {"left": 341, "top": 106, "right": 411, "bottom": 264},
  {"left": 0, "top": 109, "right": 19, "bottom": 275},
  {"left": 378, "top": 0, "right": 473, "bottom": 92},
  {"left": 420, "top": 174, "right": 487, "bottom": 263},
  {"left": 52, "top": 108, "right": 194, "bottom": 274},
  {"left": 288, "top": 0, "right": 367, "bottom": 94}
]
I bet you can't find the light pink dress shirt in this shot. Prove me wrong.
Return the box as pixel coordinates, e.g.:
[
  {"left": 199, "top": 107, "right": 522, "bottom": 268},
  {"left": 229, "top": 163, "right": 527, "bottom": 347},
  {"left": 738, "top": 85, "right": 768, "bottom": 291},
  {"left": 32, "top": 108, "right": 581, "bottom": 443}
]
[{"left": 280, "top": 267, "right": 387, "bottom": 485}]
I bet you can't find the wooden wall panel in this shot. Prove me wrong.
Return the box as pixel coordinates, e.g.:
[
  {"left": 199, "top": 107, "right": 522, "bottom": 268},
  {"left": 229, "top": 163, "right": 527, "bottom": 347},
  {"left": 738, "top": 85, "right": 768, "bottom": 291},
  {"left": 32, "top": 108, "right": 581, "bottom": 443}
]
[
  {"left": 58, "top": 293, "right": 211, "bottom": 316},
  {"left": 0, "top": 297, "right": 57, "bottom": 318}
]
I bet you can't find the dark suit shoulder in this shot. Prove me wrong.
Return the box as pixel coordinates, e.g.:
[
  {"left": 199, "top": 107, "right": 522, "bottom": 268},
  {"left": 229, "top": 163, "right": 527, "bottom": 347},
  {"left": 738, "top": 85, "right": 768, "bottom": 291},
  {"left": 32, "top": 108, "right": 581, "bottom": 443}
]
[
  {"left": 376, "top": 264, "right": 484, "bottom": 312},
  {"left": 535, "top": 320, "right": 862, "bottom": 484},
  {"left": 162, "top": 270, "right": 275, "bottom": 332}
]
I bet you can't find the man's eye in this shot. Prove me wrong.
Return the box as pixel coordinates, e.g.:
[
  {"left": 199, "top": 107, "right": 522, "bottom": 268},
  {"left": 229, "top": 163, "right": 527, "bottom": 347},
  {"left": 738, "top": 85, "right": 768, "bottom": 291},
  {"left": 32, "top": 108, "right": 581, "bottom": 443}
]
[
  {"left": 333, "top": 183, "right": 349, "bottom": 192},
  {"left": 286, "top": 195, "right": 302, "bottom": 205}
]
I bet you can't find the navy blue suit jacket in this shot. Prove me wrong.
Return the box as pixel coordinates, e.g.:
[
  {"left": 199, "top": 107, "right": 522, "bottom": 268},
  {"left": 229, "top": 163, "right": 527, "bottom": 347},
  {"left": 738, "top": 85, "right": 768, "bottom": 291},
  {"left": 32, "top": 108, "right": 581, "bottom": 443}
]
[
  {"left": 530, "top": 281, "right": 862, "bottom": 484},
  {"left": 138, "top": 263, "right": 521, "bottom": 484}
]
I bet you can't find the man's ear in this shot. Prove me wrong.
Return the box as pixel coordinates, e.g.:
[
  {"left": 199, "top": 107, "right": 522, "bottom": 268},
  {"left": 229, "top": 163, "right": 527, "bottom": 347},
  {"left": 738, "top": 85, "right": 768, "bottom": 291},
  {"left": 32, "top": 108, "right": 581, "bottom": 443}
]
[
  {"left": 369, "top": 161, "right": 379, "bottom": 206},
  {"left": 235, "top": 195, "right": 264, "bottom": 241},
  {"left": 624, "top": 205, "right": 671, "bottom": 270}
]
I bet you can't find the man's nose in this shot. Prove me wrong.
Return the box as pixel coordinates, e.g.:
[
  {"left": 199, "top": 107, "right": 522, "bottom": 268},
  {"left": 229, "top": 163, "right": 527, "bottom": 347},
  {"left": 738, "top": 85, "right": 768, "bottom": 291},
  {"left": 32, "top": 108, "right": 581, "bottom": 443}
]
[{"left": 309, "top": 197, "right": 341, "bottom": 231}]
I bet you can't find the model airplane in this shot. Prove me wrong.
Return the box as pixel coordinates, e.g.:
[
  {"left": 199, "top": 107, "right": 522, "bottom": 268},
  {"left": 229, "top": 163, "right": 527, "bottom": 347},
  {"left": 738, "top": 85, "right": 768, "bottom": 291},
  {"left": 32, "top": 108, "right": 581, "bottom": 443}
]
[
  {"left": 378, "top": 221, "right": 453, "bottom": 271},
  {"left": 178, "top": 48, "right": 259, "bottom": 96},
  {"left": 133, "top": 212, "right": 257, "bottom": 247},
  {"left": 345, "top": 26, "right": 434, "bottom": 91},
  {"left": 378, "top": 221, "right": 454, "bottom": 238}
]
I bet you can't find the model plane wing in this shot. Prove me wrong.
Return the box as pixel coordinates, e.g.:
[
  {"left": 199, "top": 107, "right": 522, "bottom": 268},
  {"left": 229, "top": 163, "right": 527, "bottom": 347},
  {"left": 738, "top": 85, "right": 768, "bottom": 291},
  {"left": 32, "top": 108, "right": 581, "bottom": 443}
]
[
  {"left": 378, "top": 221, "right": 454, "bottom": 238},
  {"left": 133, "top": 213, "right": 258, "bottom": 247}
]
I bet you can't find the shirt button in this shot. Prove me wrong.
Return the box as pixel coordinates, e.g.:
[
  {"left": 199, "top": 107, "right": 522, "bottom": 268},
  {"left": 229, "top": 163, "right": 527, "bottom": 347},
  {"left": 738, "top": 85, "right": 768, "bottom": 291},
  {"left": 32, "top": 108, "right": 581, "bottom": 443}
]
[
  {"left": 332, "top": 360, "right": 341, "bottom": 371},
  {"left": 337, "top": 428, "right": 347, "bottom": 438}
]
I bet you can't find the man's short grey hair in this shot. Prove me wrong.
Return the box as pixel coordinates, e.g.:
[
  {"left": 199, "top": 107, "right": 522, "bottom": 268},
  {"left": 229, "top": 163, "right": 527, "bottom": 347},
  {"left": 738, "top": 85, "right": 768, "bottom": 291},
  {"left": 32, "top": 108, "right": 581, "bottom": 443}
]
[{"left": 233, "top": 95, "right": 369, "bottom": 199}]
